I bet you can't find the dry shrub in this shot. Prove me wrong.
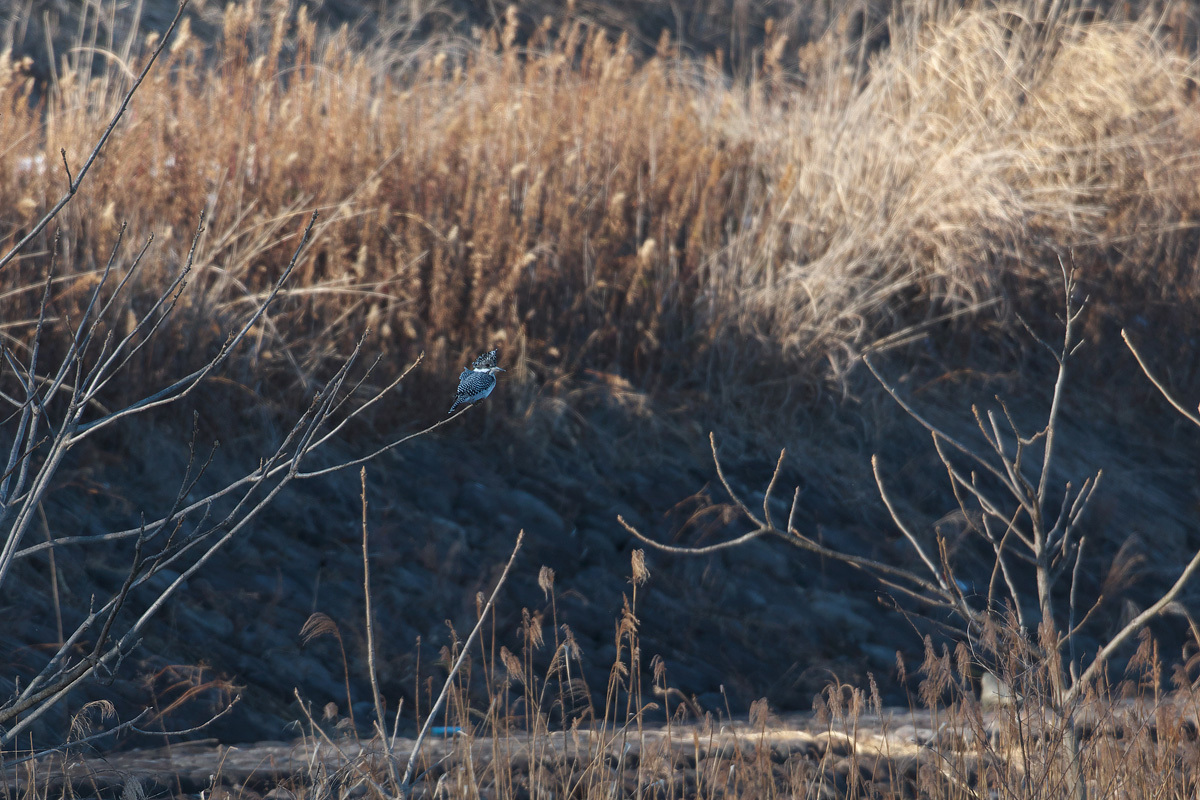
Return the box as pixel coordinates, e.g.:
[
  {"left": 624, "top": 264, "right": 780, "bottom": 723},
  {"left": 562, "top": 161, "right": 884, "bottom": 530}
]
[
  {"left": 2, "top": 0, "right": 1199, "bottom": 420},
  {"left": 274, "top": 543, "right": 1200, "bottom": 800},
  {"left": 715, "top": 7, "right": 1200, "bottom": 381}
]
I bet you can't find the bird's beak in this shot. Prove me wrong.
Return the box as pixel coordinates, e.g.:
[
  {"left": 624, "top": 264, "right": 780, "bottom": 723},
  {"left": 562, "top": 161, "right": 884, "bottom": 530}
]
[{"left": 496, "top": 368, "right": 506, "bottom": 372}]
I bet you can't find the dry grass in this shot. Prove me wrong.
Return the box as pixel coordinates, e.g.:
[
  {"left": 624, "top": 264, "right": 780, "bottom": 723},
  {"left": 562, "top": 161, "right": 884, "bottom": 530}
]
[
  {"left": 14, "top": 589, "right": 1200, "bottom": 799},
  {"left": 256, "top": 553, "right": 1200, "bottom": 800},
  {"left": 727, "top": 9, "right": 1200, "bottom": 372},
  {"left": 6, "top": 5, "right": 1200, "bottom": 796},
  {"left": 9, "top": 535, "right": 1200, "bottom": 800},
  {"left": 3, "top": 0, "right": 1200, "bottom": 423}
]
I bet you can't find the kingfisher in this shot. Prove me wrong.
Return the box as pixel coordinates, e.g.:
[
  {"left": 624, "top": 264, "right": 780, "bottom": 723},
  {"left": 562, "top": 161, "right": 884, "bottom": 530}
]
[{"left": 449, "top": 349, "right": 504, "bottom": 414}]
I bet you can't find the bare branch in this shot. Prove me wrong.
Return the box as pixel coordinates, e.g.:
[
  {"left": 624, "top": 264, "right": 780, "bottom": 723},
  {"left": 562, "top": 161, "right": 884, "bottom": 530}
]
[
  {"left": 0, "top": 0, "right": 192, "bottom": 273},
  {"left": 1034, "top": 264, "right": 1081, "bottom": 519},
  {"left": 361, "top": 467, "right": 401, "bottom": 790},
  {"left": 624, "top": 490, "right": 951, "bottom": 603},
  {"left": 72, "top": 211, "right": 318, "bottom": 441},
  {"left": 131, "top": 692, "right": 242, "bottom": 736},
  {"left": 1069, "top": 541, "right": 1200, "bottom": 704},
  {"left": 292, "top": 689, "right": 392, "bottom": 800},
  {"left": 296, "top": 404, "right": 463, "bottom": 479},
  {"left": 710, "top": 433, "right": 763, "bottom": 528},
  {"left": 620, "top": 515, "right": 771, "bottom": 555},
  {"left": 1067, "top": 536, "right": 1088, "bottom": 684},
  {"left": 762, "top": 449, "right": 785, "bottom": 530},
  {"left": 13, "top": 354, "right": 428, "bottom": 561},
  {"left": 864, "top": 356, "right": 1013, "bottom": 490},
  {"left": 401, "top": 530, "right": 525, "bottom": 788},
  {"left": 786, "top": 486, "right": 800, "bottom": 533},
  {"left": 872, "top": 455, "right": 946, "bottom": 591},
  {"left": 1122, "top": 329, "right": 1200, "bottom": 428},
  {"left": 58, "top": 148, "right": 74, "bottom": 187}
]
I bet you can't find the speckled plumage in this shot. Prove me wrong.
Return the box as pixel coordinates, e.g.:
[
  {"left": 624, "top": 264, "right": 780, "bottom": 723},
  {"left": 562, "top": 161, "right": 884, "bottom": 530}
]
[
  {"left": 472, "top": 349, "right": 500, "bottom": 370},
  {"left": 449, "top": 350, "right": 505, "bottom": 413}
]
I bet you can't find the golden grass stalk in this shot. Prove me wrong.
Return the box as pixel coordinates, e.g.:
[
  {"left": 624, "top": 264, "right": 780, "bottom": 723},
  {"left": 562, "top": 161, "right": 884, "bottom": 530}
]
[{"left": 4, "top": 0, "right": 1199, "bottom": 420}]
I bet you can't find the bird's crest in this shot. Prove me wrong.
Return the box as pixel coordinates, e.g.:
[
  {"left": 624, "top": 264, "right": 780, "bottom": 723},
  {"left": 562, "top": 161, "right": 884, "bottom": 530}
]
[{"left": 472, "top": 349, "right": 500, "bottom": 370}]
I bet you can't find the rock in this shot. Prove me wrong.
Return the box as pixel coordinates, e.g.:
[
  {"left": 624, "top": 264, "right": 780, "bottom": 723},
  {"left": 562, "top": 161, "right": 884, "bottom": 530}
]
[
  {"left": 806, "top": 589, "right": 873, "bottom": 645},
  {"left": 860, "top": 644, "right": 899, "bottom": 670},
  {"left": 500, "top": 489, "right": 565, "bottom": 534},
  {"left": 179, "top": 604, "right": 234, "bottom": 639},
  {"left": 696, "top": 692, "right": 727, "bottom": 716}
]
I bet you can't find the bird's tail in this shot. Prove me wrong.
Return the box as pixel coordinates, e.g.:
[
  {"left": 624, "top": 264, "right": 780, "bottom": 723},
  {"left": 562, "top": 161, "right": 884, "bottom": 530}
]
[{"left": 448, "top": 401, "right": 460, "bottom": 414}]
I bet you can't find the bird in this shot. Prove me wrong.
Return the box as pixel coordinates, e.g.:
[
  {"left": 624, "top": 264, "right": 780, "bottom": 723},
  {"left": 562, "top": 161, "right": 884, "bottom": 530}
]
[{"left": 449, "top": 349, "right": 505, "bottom": 414}]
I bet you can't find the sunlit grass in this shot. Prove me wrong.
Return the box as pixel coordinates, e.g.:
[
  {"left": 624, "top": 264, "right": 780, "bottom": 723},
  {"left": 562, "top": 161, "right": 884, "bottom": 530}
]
[{"left": 3, "top": 0, "right": 1200, "bottom": 423}]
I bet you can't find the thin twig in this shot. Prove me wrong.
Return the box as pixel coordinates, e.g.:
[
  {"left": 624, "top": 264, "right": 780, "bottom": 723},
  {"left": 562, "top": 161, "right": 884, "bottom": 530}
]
[
  {"left": 401, "top": 531, "right": 525, "bottom": 790},
  {"left": 297, "top": 408, "right": 467, "bottom": 479},
  {"left": 1069, "top": 539, "right": 1200, "bottom": 704},
  {"left": 1034, "top": 260, "right": 1080, "bottom": 523},
  {"left": 710, "top": 433, "right": 763, "bottom": 528},
  {"left": 1067, "top": 536, "right": 1087, "bottom": 685},
  {"left": 624, "top": 508, "right": 947, "bottom": 599},
  {"left": 762, "top": 449, "right": 786, "bottom": 530},
  {"left": 620, "top": 515, "right": 770, "bottom": 555},
  {"left": 131, "top": 693, "right": 243, "bottom": 736},
  {"left": 872, "top": 455, "right": 946, "bottom": 591},
  {"left": 292, "top": 689, "right": 392, "bottom": 800},
  {"left": 863, "top": 355, "right": 1013, "bottom": 491},
  {"left": 361, "top": 467, "right": 402, "bottom": 790},
  {"left": 58, "top": 148, "right": 74, "bottom": 187},
  {"left": 1, "top": 709, "right": 153, "bottom": 767},
  {"left": 1122, "top": 329, "right": 1200, "bottom": 427},
  {"left": 0, "top": 0, "right": 192, "bottom": 273}
]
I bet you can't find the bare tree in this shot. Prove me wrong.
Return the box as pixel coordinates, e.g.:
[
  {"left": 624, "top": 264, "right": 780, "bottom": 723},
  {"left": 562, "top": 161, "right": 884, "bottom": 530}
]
[
  {"left": 0, "top": 209, "right": 466, "bottom": 752},
  {"left": 625, "top": 262, "right": 1200, "bottom": 800},
  {"left": 0, "top": 0, "right": 465, "bottom": 758}
]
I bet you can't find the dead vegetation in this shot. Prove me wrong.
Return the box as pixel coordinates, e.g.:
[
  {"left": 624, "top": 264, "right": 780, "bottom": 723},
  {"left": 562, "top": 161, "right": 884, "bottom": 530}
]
[
  {"left": 3, "top": 0, "right": 1200, "bottom": 420},
  {"left": 16, "top": 546, "right": 1200, "bottom": 800},
  {"left": 4, "top": 0, "right": 1200, "bottom": 797}
]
